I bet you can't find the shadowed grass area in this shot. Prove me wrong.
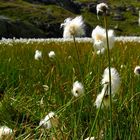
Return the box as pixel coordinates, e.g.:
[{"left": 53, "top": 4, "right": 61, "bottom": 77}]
[{"left": 0, "top": 39, "right": 140, "bottom": 139}]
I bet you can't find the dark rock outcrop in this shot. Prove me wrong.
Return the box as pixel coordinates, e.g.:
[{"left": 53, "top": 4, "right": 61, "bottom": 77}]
[
  {"left": 87, "top": 3, "right": 97, "bottom": 14},
  {"left": 56, "top": 0, "right": 81, "bottom": 14},
  {"left": 113, "top": 13, "right": 125, "bottom": 21},
  {"left": 0, "top": 16, "right": 46, "bottom": 38},
  {"left": 23, "top": 0, "right": 57, "bottom": 4},
  {"left": 23, "top": 0, "right": 81, "bottom": 14}
]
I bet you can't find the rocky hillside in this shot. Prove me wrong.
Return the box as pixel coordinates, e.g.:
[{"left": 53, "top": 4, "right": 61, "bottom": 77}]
[{"left": 0, "top": 0, "right": 140, "bottom": 38}]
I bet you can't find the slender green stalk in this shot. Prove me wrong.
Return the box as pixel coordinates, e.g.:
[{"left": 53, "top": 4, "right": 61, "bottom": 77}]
[
  {"left": 73, "top": 36, "right": 84, "bottom": 136},
  {"left": 104, "top": 15, "right": 113, "bottom": 139},
  {"left": 89, "top": 104, "right": 101, "bottom": 137},
  {"left": 72, "top": 36, "right": 84, "bottom": 138},
  {"left": 130, "top": 65, "right": 134, "bottom": 139},
  {"left": 73, "top": 35, "right": 83, "bottom": 82},
  {"left": 76, "top": 98, "right": 84, "bottom": 133},
  {"left": 89, "top": 84, "right": 109, "bottom": 138}
]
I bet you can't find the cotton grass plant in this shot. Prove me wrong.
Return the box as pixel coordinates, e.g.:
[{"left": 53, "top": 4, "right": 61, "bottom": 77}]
[
  {"left": 0, "top": 126, "right": 13, "bottom": 139},
  {"left": 95, "top": 67, "right": 120, "bottom": 109},
  {"left": 34, "top": 50, "right": 42, "bottom": 60},
  {"left": 39, "top": 112, "right": 59, "bottom": 129},
  {"left": 61, "top": 16, "right": 85, "bottom": 38},
  {"left": 91, "top": 25, "right": 115, "bottom": 53},
  {"left": 61, "top": 15, "right": 85, "bottom": 82},
  {"left": 90, "top": 3, "right": 116, "bottom": 140},
  {"left": 61, "top": 17, "right": 86, "bottom": 137},
  {"left": 134, "top": 66, "right": 140, "bottom": 76}
]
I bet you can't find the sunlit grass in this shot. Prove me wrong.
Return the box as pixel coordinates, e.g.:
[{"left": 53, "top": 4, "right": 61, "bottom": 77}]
[{"left": 0, "top": 39, "right": 140, "bottom": 139}]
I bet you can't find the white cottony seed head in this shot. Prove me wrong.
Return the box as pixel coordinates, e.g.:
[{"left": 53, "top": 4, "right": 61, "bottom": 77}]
[{"left": 71, "top": 81, "right": 84, "bottom": 97}]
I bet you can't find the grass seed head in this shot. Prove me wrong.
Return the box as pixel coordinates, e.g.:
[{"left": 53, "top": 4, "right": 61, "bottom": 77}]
[
  {"left": 71, "top": 81, "right": 84, "bottom": 97},
  {"left": 61, "top": 16, "right": 85, "bottom": 38}
]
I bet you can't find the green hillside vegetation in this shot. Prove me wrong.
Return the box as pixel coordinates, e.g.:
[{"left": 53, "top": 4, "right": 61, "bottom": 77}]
[
  {"left": 77, "top": 0, "right": 140, "bottom": 6},
  {"left": 0, "top": 1, "right": 73, "bottom": 21},
  {"left": 0, "top": 0, "right": 140, "bottom": 37},
  {"left": 0, "top": 0, "right": 74, "bottom": 38}
]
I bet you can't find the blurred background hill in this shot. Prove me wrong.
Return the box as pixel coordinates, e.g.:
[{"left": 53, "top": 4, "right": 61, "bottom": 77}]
[{"left": 0, "top": 0, "right": 140, "bottom": 38}]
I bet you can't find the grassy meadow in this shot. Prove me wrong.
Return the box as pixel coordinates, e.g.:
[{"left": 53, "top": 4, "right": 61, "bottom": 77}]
[{"left": 0, "top": 38, "right": 140, "bottom": 139}]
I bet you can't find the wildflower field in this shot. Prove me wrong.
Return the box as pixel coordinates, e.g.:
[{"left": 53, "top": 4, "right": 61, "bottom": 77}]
[{"left": 0, "top": 38, "right": 140, "bottom": 140}]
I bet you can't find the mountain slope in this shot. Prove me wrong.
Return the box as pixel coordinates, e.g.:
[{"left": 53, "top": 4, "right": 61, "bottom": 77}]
[{"left": 0, "top": 0, "right": 140, "bottom": 38}]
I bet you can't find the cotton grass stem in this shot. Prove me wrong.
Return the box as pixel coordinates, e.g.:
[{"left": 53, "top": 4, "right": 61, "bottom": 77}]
[
  {"left": 76, "top": 98, "right": 84, "bottom": 133},
  {"left": 73, "top": 35, "right": 83, "bottom": 82},
  {"left": 130, "top": 69, "right": 134, "bottom": 139},
  {"left": 89, "top": 84, "right": 109, "bottom": 138},
  {"left": 104, "top": 15, "right": 113, "bottom": 139},
  {"left": 89, "top": 104, "right": 101, "bottom": 137}
]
